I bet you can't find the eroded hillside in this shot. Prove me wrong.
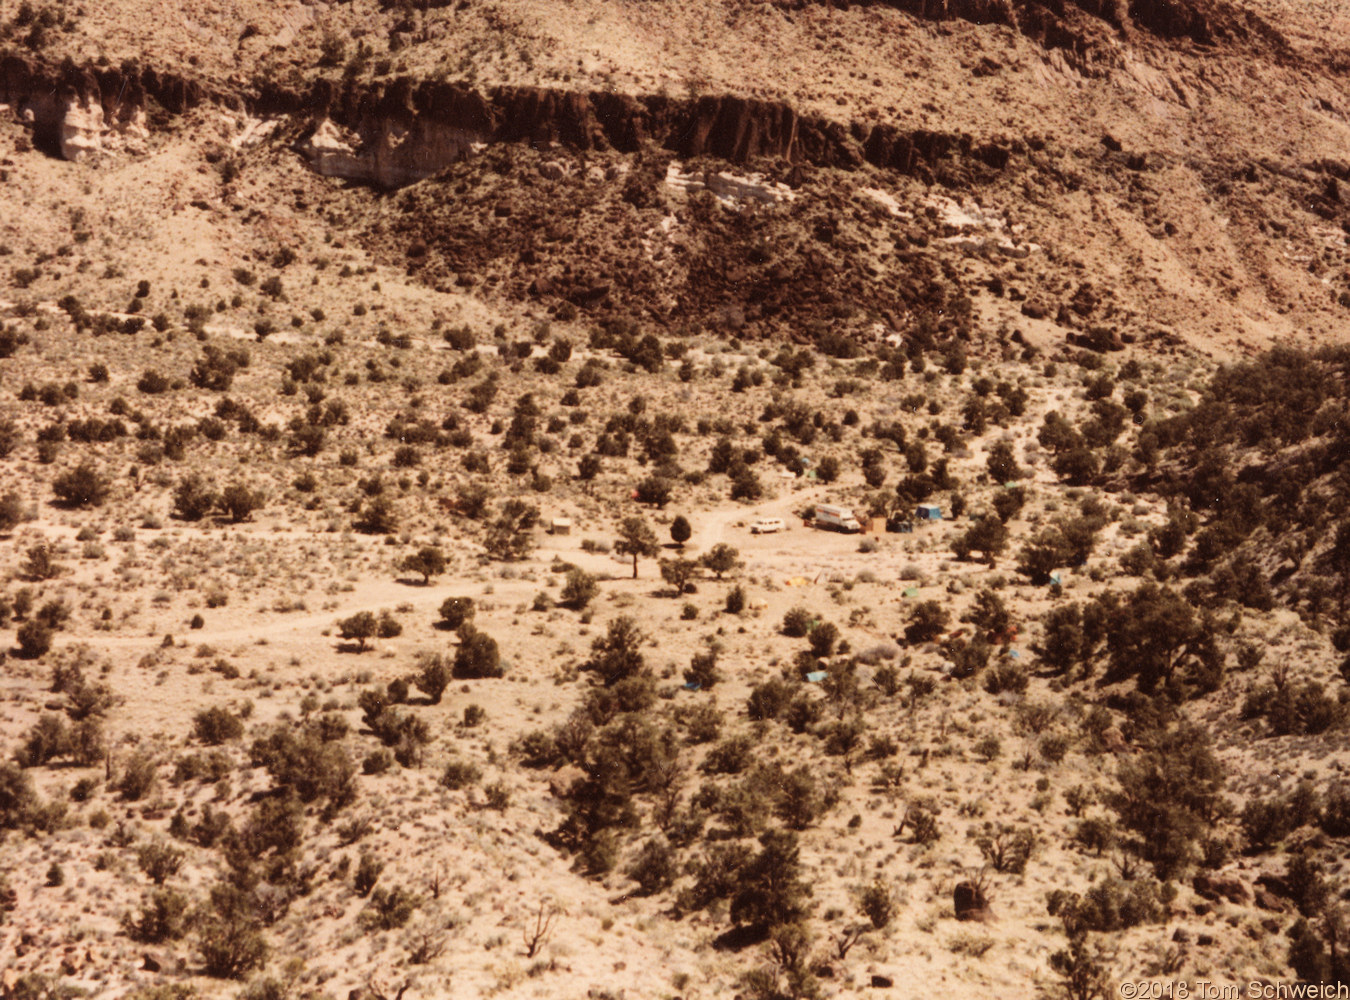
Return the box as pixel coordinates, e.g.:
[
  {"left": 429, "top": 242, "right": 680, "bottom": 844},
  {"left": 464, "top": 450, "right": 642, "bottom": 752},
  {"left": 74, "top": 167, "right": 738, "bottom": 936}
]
[{"left": 0, "top": 2, "right": 1348, "bottom": 1000}]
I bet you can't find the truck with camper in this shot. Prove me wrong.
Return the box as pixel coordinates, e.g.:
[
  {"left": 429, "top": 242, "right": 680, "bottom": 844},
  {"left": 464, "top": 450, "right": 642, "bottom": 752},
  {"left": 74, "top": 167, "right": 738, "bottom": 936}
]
[{"left": 813, "top": 504, "right": 862, "bottom": 533}]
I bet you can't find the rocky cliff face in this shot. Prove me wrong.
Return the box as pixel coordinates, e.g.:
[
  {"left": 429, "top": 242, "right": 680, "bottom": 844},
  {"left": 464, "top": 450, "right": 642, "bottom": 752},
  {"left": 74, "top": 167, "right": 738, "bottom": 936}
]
[
  {"left": 0, "top": 53, "right": 223, "bottom": 160},
  {"left": 0, "top": 0, "right": 1296, "bottom": 183},
  {"left": 814, "top": 0, "right": 1285, "bottom": 49},
  {"left": 285, "top": 81, "right": 1019, "bottom": 189}
]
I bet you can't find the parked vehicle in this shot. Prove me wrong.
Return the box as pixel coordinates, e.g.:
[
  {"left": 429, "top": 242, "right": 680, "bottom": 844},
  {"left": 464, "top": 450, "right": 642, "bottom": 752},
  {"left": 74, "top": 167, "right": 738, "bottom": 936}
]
[
  {"left": 813, "top": 504, "right": 861, "bottom": 533},
  {"left": 750, "top": 517, "right": 786, "bottom": 535}
]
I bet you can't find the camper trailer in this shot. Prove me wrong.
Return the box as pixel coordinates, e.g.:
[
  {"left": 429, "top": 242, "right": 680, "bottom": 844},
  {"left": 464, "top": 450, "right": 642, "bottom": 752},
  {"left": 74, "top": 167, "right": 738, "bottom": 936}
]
[{"left": 813, "top": 504, "right": 862, "bottom": 533}]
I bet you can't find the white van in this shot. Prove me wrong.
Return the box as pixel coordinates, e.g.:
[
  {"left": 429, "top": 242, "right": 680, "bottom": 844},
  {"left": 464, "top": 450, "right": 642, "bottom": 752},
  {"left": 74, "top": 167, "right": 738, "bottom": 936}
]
[
  {"left": 751, "top": 517, "right": 786, "bottom": 535},
  {"left": 814, "top": 504, "right": 861, "bottom": 533}
]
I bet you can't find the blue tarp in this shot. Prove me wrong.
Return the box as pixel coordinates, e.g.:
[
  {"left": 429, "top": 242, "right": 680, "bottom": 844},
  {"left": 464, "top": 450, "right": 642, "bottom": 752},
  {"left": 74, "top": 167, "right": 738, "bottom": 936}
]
[{"left": 805, "top": 671, "right": 827, "bottom": 683}]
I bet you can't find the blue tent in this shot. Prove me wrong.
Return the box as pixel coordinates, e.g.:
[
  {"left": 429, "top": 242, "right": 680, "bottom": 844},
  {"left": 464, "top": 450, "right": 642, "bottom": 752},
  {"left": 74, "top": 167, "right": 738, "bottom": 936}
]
[
  {"left": 805, "top": 671, "right": 827, "bottom": 683},
  {"left": 916, "top": 504, "right": 942, "bottom": 521}
]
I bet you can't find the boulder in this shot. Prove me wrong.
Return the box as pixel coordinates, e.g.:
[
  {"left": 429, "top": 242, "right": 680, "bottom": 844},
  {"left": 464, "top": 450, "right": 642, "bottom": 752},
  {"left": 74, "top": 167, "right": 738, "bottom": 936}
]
[
  {"left": 954, "top": 880, "right": 993, "bottom": 922},
  {"left": 1254, "top": 888, "right": 1287, "bottom": 912},
  {"left": 1099, "top": 726, "right": 1129, "bottom": 753},
  {"left": 870, "top": 975, "right": 894, "bottom": 988},
  {"left": 1256, "top": 873, "right": 1291, "bottom": 898},
  {"left": 548, "top": 765, "right": 586, "bottom": 799},
  {"left": 1192, "top": 873, "right": 1250, "bottom": 904}
]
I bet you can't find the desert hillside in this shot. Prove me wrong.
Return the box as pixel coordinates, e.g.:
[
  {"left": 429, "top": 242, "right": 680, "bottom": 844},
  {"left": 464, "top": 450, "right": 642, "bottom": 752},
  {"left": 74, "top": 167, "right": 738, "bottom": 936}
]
[{"left": 0, "top": 2, "right": 1348, "bottom": 999}]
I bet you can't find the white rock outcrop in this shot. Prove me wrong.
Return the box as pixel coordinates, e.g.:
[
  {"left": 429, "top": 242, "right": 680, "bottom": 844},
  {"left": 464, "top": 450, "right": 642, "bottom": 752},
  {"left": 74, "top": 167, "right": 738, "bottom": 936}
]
[
  {"left": 297, "top": 116, "right": 485, "bottom": 188},
  {"left": 55, "top": 96, "right": 149, "bottom": 162},
  {"left": 664, "top": 162, "right": 795, "bottom": 205}
]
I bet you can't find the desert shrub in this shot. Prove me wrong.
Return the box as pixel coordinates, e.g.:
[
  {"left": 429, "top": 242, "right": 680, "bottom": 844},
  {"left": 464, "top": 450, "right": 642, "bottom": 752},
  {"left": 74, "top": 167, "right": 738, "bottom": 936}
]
[
  {"left": 1322, "top": 784, "right": 1350, "bottom": 838},
  {"left": 904, "top": 601, "right": 949, "bottom": 644},
  {"left": 361, "top": 748, "right": 392, "bottom": 775},
  {"left": 377, "top": 611, "right": 402, "bottom": 639},
  {"left": 729, "top": 830, "right": 812, "bottom": 931},
  {"left": 412, "top": 652, "right": 451, "bottom": 704},
  {"left": 15, "top": 621, "right": 53, "bottom": 659},
  {"left": 0, "top": 491, "right": 26, "bottom": 532},
  {"left": 196, "top": 882, "right": 267, "bottom": 979},
  {"left": 781, "top": 607, "right": 814, "bottom": 638},
  {"left": 746, "top": 678, "right": 795, "bottom": 721},
  {"left": 873, "top": 664, "right": 901, "bottom": 696},
  {"left": 975, "top": 823, "right": 1036, "bottom": 873},
  {"left": 137, "top": 840, "right": 185, "bottom": 884},
  {"left": 504, "top": 717, "right": 556, "bottom": 771},
  {"left": 248, "top": 726, "right": 356, "bottom": 807},
  {"left": 123, "top": 887, "right": 191, "bottom": 943},
  {"left": 682, "top": 700, "right": 722, "bottom": 744},
  {"left": 193, "top": 707, "right": 244, "bottom": 745},
  {"left": 983, "top": 662, "right": 1028, "bottom": 694},
  {"left": 1048, "top": 878, "right": 1164, "bottom": 934},
  {"left": 560, "top": 569, "right": 598, "bottom": 609},
  {"left": 17, "top": 714, "right": 70, "bottom": 767},
  {"left": 437, "top": 596, "right": 474, "bottom": 630},
  {"left": 173, "top": 750, "right": 233, "bottom": 786},
  {"left": 1284, "top": 850, "right": 1330, "bottom": 917},
  {"left": 777, "top": 765, "right": 826, "bottom": 829},
  {"left": 137, "top": 369, "right": 171, "bottom": 394},
  {"left": 337, "top": 611, "right": 379, "bottom": 651},
  {"left": 1288, "top": 914, "right": 1350, "bottom": 987},
  {"left": 115, "top": 751, "right": 158, "bottom": 801},
  {"left": 20, "top": 546, "right": 60, "bottom": 586},
  {"left": 189, "top": 346, "right": 241, "bottom": 391},
  {"left": 219, "top": 483, "right": 264, "bottom": 522},
  {"left": 580, "top": 617, "right": 645, "bottom": 687},
  {"left": 1241, "top": 782, "right": 1319, "bottom": 851},
  {"left": 857, "top": 878, "right": 898, "bottom": 929},
  {"left": 0, "top": 762, "right": 38, "bottom": 830},
  {"left": 629, "top": 837, "right": 677, "bottom": 896},
  {"left": 362, "top": 886, "right": 420, "bottom": 930},
  {"left": 660, "top": 557, "right": 697, "bottom": 595},
  {"left": 483, "top": 499, "right": 539, "bottom": 560},
  {"left": 1241, "top": 796, "right": 1296, "bottom": 851},
  {"left": 1040, "top": 733, "right": 1072, "bottom": 763},
  {"left": 174, "top": 474, "right": 218, "bottom": 521},
  {"left": 634, "top": 475, "right": 672, "bottom": 508},
  {"left": 52, "top": 462, "right": 110, "bottom": 507},
  {"left": 1109, "top": 723, "right": 1226, "bottom": 877},
  {"left": 399, "top": 546, "right": 446, "bottom": 584},
  {"left": 703, "top": 734, "right": 756, "bottom": 775},
  {"left": 1047, "top": 931, "right": 1114, "bottom": 1000},
  {"left": 353, "top": 496, "right": 397, "bottom": 534},
  {"left": 1243, "top": 680, "right": 1345, "bottom": 737},
  {"left": 440, "top": 759, "right": 482, "bottom": 790},
  {"left": 685, "top": 647, "right": 721, "bottom": 689},
  {"left": 730, "top": 468, "right": 763, "bottom": 501},
  {"left": 453, "top": 625, "right": 503, "bottom": 679}
]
